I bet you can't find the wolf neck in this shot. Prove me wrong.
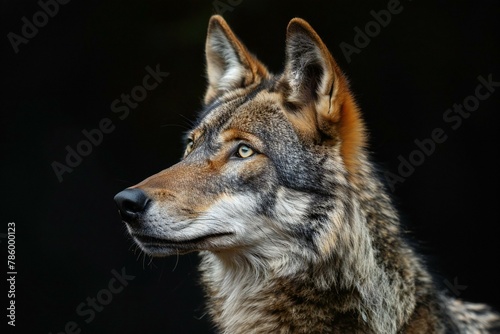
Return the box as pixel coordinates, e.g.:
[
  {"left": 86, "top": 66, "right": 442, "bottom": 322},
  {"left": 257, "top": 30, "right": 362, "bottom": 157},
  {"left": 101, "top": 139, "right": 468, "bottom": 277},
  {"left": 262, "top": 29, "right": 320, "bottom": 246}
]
[{"left": 199, "top": 161, "right": 426, "bottom": 334}]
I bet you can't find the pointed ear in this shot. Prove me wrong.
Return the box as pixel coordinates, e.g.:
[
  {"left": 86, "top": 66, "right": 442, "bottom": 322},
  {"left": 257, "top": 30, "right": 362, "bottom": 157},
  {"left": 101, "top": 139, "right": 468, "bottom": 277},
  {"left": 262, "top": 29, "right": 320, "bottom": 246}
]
[
  {"left": 204, "top": 15, "right": 268, "bottom": 104},
  {"left": 281, "top": 18, "right": 366, "bottom": 173},
  {"left": 282, "top": 18, "right": 347, "bottom": 121}
]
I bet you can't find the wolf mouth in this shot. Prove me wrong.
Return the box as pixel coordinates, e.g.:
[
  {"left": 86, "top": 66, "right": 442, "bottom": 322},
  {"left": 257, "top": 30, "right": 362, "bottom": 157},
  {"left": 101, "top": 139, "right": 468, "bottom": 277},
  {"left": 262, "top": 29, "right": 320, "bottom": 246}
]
[{"left": 132, "top": 232, "right": 234, "bottom": 246}]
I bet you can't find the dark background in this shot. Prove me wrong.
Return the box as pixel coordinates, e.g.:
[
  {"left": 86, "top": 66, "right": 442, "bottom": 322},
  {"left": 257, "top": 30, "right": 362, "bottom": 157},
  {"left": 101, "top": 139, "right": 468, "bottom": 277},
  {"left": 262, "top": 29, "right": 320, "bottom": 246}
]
[{"left": 2, "top": 0, "right": 499, "bottom": 333}]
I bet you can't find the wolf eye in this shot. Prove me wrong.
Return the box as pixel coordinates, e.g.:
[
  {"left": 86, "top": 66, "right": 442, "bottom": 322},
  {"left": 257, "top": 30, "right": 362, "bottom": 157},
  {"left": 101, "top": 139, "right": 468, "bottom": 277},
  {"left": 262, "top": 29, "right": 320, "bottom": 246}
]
[
  {"left": 236, "top": 144, "right": 255, "bottom": 158},
  {"left": 185, "top": 139, "right": 194, "bottom": 156}
]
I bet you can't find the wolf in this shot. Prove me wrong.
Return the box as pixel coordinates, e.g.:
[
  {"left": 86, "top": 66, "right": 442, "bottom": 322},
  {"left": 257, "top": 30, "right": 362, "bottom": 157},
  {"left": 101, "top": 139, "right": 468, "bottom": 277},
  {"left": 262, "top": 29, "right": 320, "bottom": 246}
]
[{"left": 114, "top": 15, "right": 500, "bottom": 333}]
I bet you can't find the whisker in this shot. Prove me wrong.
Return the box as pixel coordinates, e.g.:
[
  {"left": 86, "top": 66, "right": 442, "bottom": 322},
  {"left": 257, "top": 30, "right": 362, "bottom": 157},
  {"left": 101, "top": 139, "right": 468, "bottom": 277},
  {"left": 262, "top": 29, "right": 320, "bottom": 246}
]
[
  {"left": 160, "top": 123, "right": 191, "bottom": 130},
  {"left": 142, "top": 252, "right": 147, "bottom": 269},
  {"left": 194, "top": 312, "right": 208, "bottom": 320},
  {"left": 172, "top": 251, "right": 180, "bottom": 272},
  {"left": 178, "top": 114, "right": 195, "bottom": 127}
]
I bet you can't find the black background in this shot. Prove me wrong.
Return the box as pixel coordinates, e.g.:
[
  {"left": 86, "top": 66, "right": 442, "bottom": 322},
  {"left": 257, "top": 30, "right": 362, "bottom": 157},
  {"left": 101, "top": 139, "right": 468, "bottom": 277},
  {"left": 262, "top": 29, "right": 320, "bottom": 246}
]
[{"left": 2, "top": 0, "right": 499, "bottom": 333}]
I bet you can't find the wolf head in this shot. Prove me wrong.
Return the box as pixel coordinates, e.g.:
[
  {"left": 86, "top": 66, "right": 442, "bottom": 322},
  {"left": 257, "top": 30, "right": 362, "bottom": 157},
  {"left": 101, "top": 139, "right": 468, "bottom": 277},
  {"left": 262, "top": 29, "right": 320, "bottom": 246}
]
[{"left": 114, "top": 16, "right": 368, "bottom": 263}]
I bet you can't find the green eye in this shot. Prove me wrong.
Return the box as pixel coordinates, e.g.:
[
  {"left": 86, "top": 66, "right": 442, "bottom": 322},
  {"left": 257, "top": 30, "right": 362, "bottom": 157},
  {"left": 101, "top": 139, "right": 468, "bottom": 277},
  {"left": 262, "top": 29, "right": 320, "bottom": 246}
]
[
  {"left": 185, "top": 139, "right": 194, "bottom": 156},
  {"left": 236, "top": 144, "right": 254, "bottom": 158}
]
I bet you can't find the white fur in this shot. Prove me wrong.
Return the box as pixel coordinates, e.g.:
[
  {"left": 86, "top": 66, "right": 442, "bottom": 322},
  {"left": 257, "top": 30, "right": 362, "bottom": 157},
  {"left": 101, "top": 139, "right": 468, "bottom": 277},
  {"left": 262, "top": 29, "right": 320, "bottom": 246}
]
[{"left": 206, "top": 31, "right": 245, "bottom": 92}]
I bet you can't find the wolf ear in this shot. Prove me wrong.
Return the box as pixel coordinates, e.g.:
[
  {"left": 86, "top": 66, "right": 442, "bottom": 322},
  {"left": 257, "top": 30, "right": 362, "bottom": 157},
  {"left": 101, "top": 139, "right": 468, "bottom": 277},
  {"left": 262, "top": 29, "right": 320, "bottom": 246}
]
[
  {"left": 281, "top": 18, "right": 366, "bottom": 173},
  {"left": 204, "top": 15, "right": 268, "bottom": 104},
  {"left": 282, "top": 18, "right": 347, "bottom": 122}
]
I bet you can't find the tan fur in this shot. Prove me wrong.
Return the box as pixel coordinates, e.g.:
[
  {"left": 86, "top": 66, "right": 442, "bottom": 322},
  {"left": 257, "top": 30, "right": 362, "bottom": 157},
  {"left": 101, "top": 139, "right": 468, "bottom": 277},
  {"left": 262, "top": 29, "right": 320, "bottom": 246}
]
[{"left": 337, "top": 94, "right": 367, "bottom": 177}]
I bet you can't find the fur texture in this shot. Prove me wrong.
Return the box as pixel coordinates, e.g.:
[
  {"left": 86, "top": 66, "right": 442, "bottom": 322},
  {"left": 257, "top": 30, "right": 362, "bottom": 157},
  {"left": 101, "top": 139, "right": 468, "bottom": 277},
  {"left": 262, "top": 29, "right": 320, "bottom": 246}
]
[{"left": 115, "top": 15, "right": 500, "bottom": 333}]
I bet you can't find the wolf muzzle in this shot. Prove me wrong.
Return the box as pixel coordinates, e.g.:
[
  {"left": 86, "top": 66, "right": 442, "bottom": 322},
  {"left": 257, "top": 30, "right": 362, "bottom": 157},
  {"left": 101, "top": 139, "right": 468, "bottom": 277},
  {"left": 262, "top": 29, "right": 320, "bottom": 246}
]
[{"left": 114, "top": 188, "right": 150, "bottom": 224}]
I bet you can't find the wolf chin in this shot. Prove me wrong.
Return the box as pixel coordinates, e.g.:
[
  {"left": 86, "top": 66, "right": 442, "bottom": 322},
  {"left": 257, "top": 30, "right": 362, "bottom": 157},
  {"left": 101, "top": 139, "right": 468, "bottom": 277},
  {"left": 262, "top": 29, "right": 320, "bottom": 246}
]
[{"left": 114, "top": 15, "right": 500, "bottom": 333}]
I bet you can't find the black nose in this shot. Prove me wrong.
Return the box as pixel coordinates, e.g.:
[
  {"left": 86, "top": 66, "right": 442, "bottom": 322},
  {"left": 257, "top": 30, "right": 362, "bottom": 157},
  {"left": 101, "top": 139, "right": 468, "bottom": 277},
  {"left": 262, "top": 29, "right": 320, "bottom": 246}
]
[{"left": 114, "top": 188, "right": 150, "bottom": 222}]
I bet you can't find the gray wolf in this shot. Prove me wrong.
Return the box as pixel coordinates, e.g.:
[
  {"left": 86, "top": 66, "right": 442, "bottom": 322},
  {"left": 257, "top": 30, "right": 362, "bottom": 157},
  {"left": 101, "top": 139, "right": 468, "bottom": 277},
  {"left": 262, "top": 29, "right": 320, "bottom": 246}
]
[{"left": 114, "top": 15, "right": 500, "bottom": 333}]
